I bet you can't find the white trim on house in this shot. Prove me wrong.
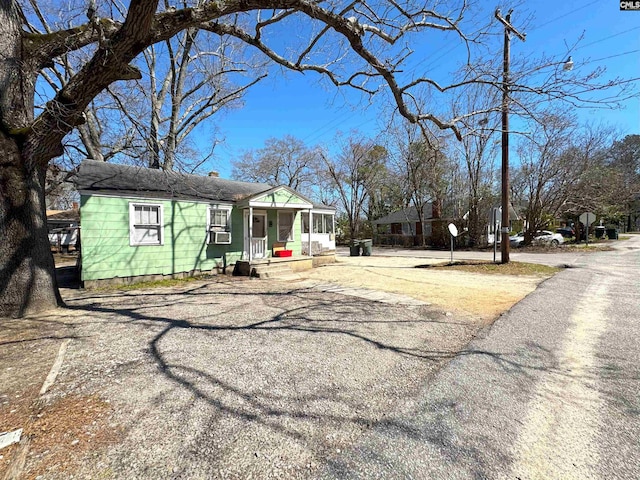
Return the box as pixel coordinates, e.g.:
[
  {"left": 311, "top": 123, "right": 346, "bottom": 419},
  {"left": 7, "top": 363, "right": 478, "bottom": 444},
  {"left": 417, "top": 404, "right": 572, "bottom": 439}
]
[
  {"left": 244, "top": 210, "right": 268, "bottom": 260},
  {"left": 129, "top": 202, "right": 164, "bottom": 246},
  {"left": 206, "top": 204, "right": 233, "bottom": 244},
  {"left": 300, "top": 210, "right": 336, "bottom": 255},
  {"left": 248, "top": 200, "right": 312, "bottom": 209},
  {"left": 277, "top": 210, "right": 295, "bottom": 242}
]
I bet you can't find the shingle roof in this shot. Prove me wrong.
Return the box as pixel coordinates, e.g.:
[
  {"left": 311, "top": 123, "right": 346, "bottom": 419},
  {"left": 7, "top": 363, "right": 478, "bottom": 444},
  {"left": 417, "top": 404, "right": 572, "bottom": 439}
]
[
  {"left": 312, "top": 202, "right": 336, "bottom": 211},
  {"left": 372, "top": 206, "right": 424, "bottom": 224},
  {"left": 73, "top": 160, "right": 272, "bottom": 202},
  {"left": 46, "top": 209, "right": 80, "bottom": 222}
]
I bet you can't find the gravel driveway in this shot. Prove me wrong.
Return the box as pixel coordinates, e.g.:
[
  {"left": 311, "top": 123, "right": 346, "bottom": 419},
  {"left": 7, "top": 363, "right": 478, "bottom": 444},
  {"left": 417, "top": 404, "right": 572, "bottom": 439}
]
[{"left": 15, "top": 277, "right": 481, "bottom": 479}]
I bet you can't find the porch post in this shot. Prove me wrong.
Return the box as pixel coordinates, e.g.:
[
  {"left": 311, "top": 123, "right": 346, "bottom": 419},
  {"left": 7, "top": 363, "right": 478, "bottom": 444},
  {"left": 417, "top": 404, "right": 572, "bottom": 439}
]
[
  {"left": 332, "top": 214, "right": 335, "bottom": 243},
  {"left": 308, "top": 209, "right": 313, "bottom": 257},
  {"left": 248, "top": 206, "right": 253, "bottom": 263}
]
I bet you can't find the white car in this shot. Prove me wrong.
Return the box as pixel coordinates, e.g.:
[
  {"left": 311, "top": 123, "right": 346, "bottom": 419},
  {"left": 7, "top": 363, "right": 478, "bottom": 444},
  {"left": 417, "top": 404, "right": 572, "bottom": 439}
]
[{"left": 510, "top": 230, "right": 564, "bottom": 247}]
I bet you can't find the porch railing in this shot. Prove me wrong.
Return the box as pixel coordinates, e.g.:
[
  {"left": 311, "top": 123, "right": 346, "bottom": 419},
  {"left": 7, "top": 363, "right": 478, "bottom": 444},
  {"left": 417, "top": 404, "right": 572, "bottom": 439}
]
[{"left": 251, "top": 237, "right": 267, "bottom": 258}]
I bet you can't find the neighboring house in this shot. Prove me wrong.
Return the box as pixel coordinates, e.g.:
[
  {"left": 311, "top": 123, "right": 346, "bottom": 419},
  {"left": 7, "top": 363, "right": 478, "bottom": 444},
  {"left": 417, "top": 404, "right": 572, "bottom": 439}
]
[
  {"left": 372, "top": 205, "right": 433, "bottom": 244},
  {"left": 73, "top": 160, "right": 335, "bottom": 287},
  {"left": 47, "top": 205, "right": 80, "bottom": 252},
  {"left": 485, "top": 204, "right": 521, "bottom": 245}
]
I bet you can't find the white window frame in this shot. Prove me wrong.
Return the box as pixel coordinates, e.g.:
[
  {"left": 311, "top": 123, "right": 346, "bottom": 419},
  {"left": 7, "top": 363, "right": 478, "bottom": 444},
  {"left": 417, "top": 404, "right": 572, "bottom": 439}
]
[
  {"left": 129, "top": 202, "right": 164, "bottom": 246},
  {"left": 324, "top": 214, "right": 334, "bottom": 234},
  {"left": 309, "top": 213, "right": 334, "bottom": 234},
  {"left": 277, "top": 211, "right": 295, "bottom": 242},
  {"left": 207, "top": 205, "right": 233, "bottom": 244}
]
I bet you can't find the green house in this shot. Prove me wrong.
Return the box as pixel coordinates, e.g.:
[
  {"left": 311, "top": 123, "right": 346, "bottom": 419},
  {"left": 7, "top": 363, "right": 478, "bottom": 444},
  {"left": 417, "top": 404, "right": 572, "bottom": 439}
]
[{"left": 74, "top": 161, "right": 335, "bottom": 287}]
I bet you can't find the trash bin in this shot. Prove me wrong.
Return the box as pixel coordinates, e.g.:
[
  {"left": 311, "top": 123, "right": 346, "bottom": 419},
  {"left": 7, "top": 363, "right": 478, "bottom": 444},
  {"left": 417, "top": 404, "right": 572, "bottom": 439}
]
[
  {"left": 595, "top": 226, "right": 606, "bottom": 239},
  {"left": 606, "top": 228, "right": 618, "bottom": 240},
  {"left": 360, "top": 239, "right": 373, "bottom": 256},
  {"left": 349, "top": 241, "right": 361, "bottom": 256}
]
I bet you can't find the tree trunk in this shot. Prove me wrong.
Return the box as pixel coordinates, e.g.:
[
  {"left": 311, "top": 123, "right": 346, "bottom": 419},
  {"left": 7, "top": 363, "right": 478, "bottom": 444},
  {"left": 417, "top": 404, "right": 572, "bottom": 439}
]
[
  {"left": 430, "top": 198, "right": 448, "bottom": 248},
  {"left": 0, "top": 0, "right": 62, "bottom": 317},
  {"left": 467, "top": 200, "right": 481, "bottom": 247},
  {"left": 0, "top": 136, "right": 63, "bottom": 317}
]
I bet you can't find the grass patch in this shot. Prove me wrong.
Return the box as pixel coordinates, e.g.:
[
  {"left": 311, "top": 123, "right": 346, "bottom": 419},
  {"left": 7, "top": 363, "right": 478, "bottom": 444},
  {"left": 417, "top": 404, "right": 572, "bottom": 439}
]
[
  {"left": 97, "top": 274, "right": 218, "bottom": 291},
  {"left": 416, "top": 260, "right": 559, "bottom": 277},
  {"left": 559, "top": 243, "right": 614, "bottom": 252}
]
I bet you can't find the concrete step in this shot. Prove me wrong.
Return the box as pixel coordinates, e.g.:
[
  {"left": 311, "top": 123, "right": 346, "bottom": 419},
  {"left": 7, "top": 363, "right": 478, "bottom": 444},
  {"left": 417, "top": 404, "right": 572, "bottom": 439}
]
[{"left": 253, "top": 264, "right": 294, "bottom": 279}]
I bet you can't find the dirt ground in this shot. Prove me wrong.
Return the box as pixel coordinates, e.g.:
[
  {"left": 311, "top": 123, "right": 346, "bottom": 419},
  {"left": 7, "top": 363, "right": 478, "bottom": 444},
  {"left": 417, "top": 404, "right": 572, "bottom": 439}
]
[
  {"left": 294, "top": 256, "right": 549, "bottom": 323},
  {"left": 0, "top": 255, "right": 554, "bottom": 479}
]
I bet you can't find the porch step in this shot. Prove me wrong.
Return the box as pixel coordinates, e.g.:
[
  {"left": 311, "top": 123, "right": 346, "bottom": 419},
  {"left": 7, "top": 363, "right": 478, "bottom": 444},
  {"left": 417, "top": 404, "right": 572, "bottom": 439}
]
[{"left": 253, "top": 263, "right": 295, "bottom": 279}]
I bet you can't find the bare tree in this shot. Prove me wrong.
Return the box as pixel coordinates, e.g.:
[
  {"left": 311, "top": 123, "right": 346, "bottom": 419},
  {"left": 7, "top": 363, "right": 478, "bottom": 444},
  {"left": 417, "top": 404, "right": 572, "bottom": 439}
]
[
  {"left": 30, "top": 1, "right": 264, "bottom": 172},
  {"left": 387, "top": 120, "right": 453, "bottom": 246},
  {"left": 231, "top": 135, "right": 321, "bottom": 195},
  {"left": 564, "top": 133, "right": 640, "bottom": 229},
  {"left": 322, "top": 135, "right": 386, "bottom": 240},
  {"left": 1, "top": 0, "right": 637, "bottom": 317},
  {"left": 606, "top": 134, "right": 640, "bottom": 230},
  {"left": 361, "top": 144, "right": 390, "bottom": 224},
  {"left": 450, "top": 83, "right": 500, "bottom": 246},
  {"left": 511, "top": 114, "right": 613, "bottom": 244},
  {"left": 387, "top": 124, "right": 430, "bottom": 242},
  {"left": 130, "top": 28, "right": 265, "bottom": 171}
]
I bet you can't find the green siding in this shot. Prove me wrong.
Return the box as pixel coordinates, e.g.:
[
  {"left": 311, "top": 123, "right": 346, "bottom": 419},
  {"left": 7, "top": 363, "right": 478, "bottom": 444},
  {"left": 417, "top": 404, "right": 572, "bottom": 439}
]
[
  {"left": 266, "top": 210, "right": 302, "bottom": 255},
  {"left": 80, "top": 195, "right": 242, "bottom": 281},
  {"left": 80, "top": 195, "right": 311, "bottom": 281}
]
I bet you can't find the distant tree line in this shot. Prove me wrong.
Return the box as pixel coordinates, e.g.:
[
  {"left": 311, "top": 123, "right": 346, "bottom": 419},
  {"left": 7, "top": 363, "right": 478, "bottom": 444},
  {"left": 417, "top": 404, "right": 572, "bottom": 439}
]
[{"left": 230, "top": 125, "right": 640, "bottom": 246}]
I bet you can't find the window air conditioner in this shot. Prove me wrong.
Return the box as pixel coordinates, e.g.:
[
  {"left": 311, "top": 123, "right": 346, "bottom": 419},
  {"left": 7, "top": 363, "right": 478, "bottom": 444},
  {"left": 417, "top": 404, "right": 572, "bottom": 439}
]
[{"left": 214, "top": 231, "right": 231, "bottom": 244}]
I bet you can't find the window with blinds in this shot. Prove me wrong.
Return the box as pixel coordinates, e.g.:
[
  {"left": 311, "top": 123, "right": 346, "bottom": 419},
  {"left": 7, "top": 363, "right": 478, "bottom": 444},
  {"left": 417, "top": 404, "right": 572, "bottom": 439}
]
[{"left": 129, "top": 203, "right": 163, "bottom": 246}]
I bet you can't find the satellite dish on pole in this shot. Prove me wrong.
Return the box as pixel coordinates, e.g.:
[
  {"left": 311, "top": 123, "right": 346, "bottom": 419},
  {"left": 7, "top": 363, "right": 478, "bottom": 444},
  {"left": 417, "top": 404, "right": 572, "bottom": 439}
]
[{"left": 448, "top": 223, "right": 458, "bottom": 265}]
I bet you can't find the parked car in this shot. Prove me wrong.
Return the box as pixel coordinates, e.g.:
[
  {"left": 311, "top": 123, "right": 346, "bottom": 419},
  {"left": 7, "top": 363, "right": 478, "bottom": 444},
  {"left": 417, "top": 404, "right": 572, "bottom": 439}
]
[
  {"left": 509, "top": 232, "right": 525, "bottom": 247},
  {"left": 510, "top": 230, "right": 564, "bottom": 247},
  {"left": 555, "top": 227, "right": 575, "bottom": 238}
]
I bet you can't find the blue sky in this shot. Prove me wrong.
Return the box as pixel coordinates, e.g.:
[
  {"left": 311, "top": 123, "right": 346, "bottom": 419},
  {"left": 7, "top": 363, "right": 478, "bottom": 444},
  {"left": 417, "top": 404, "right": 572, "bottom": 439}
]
[{"left": 205, "top": 0, "right": 639, "bottom": 177}]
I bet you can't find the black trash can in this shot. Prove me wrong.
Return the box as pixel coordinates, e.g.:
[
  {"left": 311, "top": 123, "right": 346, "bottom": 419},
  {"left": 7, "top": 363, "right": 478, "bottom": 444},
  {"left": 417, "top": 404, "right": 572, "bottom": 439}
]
[
  {"left": 350, "top": 241, "right": 361, "bottom": 256},
  {"left": 360, "top": 239, "right": 373, "bottom": 256},
  {"left": 595, "top": 226, "right": 606, "bottom": 239},
  {"left": 606, "top": 228, "right": 618, "bottom": 240}
]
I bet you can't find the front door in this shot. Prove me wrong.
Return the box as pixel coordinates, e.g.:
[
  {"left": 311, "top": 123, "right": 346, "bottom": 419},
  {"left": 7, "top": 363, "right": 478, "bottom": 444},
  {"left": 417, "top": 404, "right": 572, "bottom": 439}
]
[{"left": 243, "top": 211, "right": 267, "bottom": 259}]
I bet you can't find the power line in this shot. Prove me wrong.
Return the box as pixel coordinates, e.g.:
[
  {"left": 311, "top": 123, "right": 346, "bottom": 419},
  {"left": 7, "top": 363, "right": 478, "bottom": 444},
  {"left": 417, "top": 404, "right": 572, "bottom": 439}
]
[
  {"left": 530, "top": 0, "right": 600, "bottom": 31},
  {"left": 575, "top": 26, "right": 640, "bottom": 51},
  {"left": 299, "top": 4, "right": 638, "bottom": 146},
  {"left": 415, "top": 0, "right": 603, "bottom": 74},
  {"left": 300, "top": 108, "right": 358, "bottom": 143},
  {"left": 582, "top": 49, "right": 640, "bottom": 64}
]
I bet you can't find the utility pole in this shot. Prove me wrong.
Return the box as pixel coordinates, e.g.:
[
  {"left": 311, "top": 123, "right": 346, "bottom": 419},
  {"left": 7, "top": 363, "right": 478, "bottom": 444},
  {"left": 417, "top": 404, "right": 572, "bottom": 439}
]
[{"left": 495, "top": 9, "right": 525, "bottom": 264}]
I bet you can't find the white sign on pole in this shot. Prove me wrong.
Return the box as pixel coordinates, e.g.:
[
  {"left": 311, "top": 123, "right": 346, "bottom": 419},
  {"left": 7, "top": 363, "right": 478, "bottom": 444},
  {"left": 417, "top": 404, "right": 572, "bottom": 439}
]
[
  {"left": 579, "top": 212, "right": 596, "bottom": 225},
  {"left": 579, "top": 212, "right": 596, "bottom": 246}
]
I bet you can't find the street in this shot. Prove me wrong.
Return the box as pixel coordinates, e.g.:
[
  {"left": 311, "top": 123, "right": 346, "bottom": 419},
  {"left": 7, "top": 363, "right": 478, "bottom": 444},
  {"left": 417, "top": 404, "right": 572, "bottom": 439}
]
[
  {"left": 323, "top": 235, "right": 640, "bottom": 479},
  {"left": 336, "top": 243, "right": 596, "bottom": 267}
]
